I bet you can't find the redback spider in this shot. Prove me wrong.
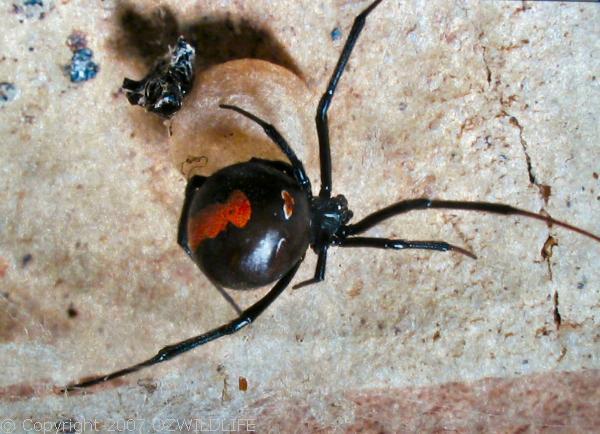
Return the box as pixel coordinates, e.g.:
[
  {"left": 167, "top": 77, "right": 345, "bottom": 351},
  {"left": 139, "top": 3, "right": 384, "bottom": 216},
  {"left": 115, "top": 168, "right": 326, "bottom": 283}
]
[{"left": 63, "top": 0, "right": 600, "bottom": 391}]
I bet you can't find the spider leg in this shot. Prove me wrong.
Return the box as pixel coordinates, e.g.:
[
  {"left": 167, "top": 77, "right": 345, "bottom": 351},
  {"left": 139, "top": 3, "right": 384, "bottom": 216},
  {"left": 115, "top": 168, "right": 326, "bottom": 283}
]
[
  {"left": 316, "top": 0, "right": 383, "bottom": 199},
  {"left": 344, "top": 199, "right": 600, "bottom": 242},
  {"left": 61, "top": 261, "right": 301, "bottom": 392},
  {"left": 338, "top": 237, "right": 476, "bottom": 259},
  {"left": 177, "top": 175, "right": 207, "bottom": 258},
  {"left": 212, "top": 282, "right": 243, "bottom": 315},
  {"left": 219, "top": 104, "right": 312, "bottom": 194},
  {"left": 293, "top": 246, "right": 328, "bottom": 289},
  {"left": 178, "top": 176, "right": 242, "bottom": 314}
]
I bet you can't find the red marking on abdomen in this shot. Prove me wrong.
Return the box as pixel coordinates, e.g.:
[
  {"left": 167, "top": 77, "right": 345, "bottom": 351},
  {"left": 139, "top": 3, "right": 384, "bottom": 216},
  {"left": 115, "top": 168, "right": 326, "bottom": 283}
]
[
  {"left": 188, "top": 190, "right": 252, "bottom": 251},
  {"left": 281, "top": 190, "right": 294, "bottom": 219}
]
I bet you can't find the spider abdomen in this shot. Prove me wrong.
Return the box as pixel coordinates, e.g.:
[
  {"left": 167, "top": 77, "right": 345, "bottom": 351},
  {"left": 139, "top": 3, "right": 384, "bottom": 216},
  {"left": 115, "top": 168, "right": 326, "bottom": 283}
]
[{"left": 185, "top": 161, "right": 310, "bottom": 289}]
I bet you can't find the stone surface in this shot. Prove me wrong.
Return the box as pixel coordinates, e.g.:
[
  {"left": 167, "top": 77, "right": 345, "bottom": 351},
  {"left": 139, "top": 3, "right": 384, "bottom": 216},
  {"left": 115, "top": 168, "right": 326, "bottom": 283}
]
[{"left": 0, "top": 0, "right": 598, "bottom": 432}]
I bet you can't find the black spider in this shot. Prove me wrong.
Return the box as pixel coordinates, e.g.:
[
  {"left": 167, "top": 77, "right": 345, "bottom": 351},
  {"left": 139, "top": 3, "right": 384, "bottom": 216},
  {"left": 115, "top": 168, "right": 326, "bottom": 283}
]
[{"left": 63, "top": 0, "right": 599, "bottom": 391}]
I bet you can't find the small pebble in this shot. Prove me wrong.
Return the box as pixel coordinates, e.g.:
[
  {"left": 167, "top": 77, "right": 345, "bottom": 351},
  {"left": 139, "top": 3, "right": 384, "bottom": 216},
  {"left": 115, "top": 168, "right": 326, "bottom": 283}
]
[
  {"left": 67, "top": 304, "right": 78, "bottom": 318},
  {"left": 331, "top": 27, "right": 342, "bottom": 41},
  {"left": 13, "top": 0, "right": 54, "bottom": 20},
  {"left": 21, "top": 253, "right": 33, "bottom": 267},
  {"left": 0, "top": 82, "right": 19, "bottom": 108},
  {"left": 68, "top": 48, "right": 99, "bottom": 82},
  {"left": 66, "top": 30, "right": 87, "bottom": 52}
]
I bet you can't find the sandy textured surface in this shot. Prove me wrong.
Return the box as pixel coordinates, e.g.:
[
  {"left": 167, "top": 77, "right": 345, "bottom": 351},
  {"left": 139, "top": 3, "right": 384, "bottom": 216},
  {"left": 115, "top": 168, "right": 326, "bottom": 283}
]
[{"left": 1, "top": 0, "right": 599, "bottom": 432}]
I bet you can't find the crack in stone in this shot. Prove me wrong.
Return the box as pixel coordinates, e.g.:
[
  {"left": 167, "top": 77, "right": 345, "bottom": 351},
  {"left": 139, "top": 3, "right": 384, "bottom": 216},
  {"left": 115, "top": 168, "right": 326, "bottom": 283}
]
[
  {"left": 541, "top": 235, "right": 557, "bottom": 281},
  {"left": 513, "top": 0, "right": 532, "bottom": 16},
  {"left": 478, "top": 32, "right": 552, "bottom": 204},
  {"left": 481, "top": 45, "right": 492, "bottom": 87},
  {"left": 553, "top": 290, "right": 561, "bottom": 331},
  {"left": 508, "top": 116, "right": 537, "bottom": 185},
  {"left": 506, "top": 114, "right": 552, "bottom": 205}
]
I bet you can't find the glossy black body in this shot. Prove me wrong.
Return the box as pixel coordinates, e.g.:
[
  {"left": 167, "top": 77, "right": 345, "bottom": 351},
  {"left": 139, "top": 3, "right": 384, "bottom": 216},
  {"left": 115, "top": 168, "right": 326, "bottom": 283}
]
[{"left": 184, "top": 161, "right": 310, "bottom": 289}]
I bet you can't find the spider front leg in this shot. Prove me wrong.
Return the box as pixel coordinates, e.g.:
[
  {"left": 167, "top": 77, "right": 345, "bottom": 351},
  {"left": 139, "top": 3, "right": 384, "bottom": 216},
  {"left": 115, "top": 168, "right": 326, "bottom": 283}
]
[
  {"left": 345, "top": 199, "right": 600, "bottom": 243},
  {"left": 219, "top": 104, "right": 312, "bottom": 194},
  {"left": 61, "top": 261, "right": 301, "bottom": 392},
  {"left": 315, "top": 0, "right": 383, "bottom": 199}
]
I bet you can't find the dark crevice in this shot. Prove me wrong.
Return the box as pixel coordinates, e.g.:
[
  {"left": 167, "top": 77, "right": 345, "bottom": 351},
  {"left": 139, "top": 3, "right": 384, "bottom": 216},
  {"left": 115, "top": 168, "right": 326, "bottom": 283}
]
[
  {"left": 553, "top": 290, "right": 561, "bottom": 331},
  {"left": 541, "top": 235, "right": 557, "bottom": 281},
  {"left": 111, "top": 3, "right": 303, "bottom": 80},
  {"left": 481, "top": 45, "right": 492, "bottom": 86},
  {"left": 509, "top": 116, "right": 536, "bottom": 185},
  {"left": 105, "top": 2, "right": 306, "bottom": 148},
  {"left": 506, "top": 114, "right": 552, "bottom": 205}
]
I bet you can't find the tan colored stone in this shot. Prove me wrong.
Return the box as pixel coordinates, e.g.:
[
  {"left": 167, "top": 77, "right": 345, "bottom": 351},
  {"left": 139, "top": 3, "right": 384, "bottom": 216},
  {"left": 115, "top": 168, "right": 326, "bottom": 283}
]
[{"left": 1, "top": 0, "right": 598, "bottom": 431}]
